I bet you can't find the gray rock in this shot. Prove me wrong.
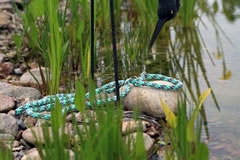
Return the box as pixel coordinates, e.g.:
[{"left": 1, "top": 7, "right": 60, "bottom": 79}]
[
  {"left": 21, "top": 148, "right": 41, "bottom": 160},
  {"left": 20, "top": 139, "right": 32, "bottom": 149},
  {"left": 6, "top": 50, "right": 16, "bottom": 58},
  {"left": 22, "top": 126, "right": 72, "bottom": 144},
  {"left": 0, "top": 82, "right": 41, "bottom": 100},
  {"left": 7, "top": 109, "right": 15, "bottom": 116},
  {"left": 122, "top": 120, "right": 147, "bottom": 135},
  {"left": 0, "top": 11, "right": 11, "bottom": 28},
  {"left": 0, "top": 113, "right": 18, "bottom": 136},
  {"left": 35, "top": 119, "right": 49, "bottom": 127},
  {"left": 0, "top": 133, "right": 14, "bottom": 151},
  {"left": 17, "top": 119, "right": 27, "bottom": 130},
  {"left": 13, "top": 140, "right": 20, "bottom": 148},
  {"left": 0, "top": 0, "right": 14, "bottom": 11},
  {"left": 0, "top": 4, "right": 12, "bottom": 10},
  {"left": 122, "top": 80, "right": 180, "bottom": 118},
  {"left": 14, "top": 68, "right": 23, "bottom": 75},
  {"left": 124, "top": 132, "right": 154, "bottom": 153},
  {"left": 12, "top": 145, "right": 24, "bottom": 152},
  {"left": 12, "top": 145, "right": 26, "bottom": 160},
  {"left": 21, "top": 148, "right": 75, "bottom": 160},
  {"left": 0, "top": 94, "right": 15, "bottom": 112},
  {"left": 20, "top": 67, "right": 50, "bottom": 86},
  {"left": 66, "top": 110, "right": 97, "bottom": 123},
  {"left": 142, "top": 133, "right": 154, "bottom": 153},
  {"left": 0, "top": 0, "right": 14, "bottom": 3},
  {"left": 22, "top": 127, "right": 50, "bottom": 144},
  {"left": 0, "top": 140, "right": 13, "bottom": 159}
]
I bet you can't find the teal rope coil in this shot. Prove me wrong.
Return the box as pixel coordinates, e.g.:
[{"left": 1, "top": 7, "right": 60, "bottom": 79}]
[{"left": 15, "top": 72, "right": 183, "bottom": 120}]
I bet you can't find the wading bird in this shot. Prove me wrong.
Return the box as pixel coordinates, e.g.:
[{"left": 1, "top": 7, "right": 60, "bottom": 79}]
[{"left": 149, "top": 0, "right": 180, "bottom": 49}]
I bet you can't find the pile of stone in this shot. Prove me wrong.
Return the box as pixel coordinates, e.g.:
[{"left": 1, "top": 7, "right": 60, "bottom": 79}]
[
  {"left": 0, "top": 0, "right": 27, "bottom": 82},
  {"left": 0, "top": 80, "right": 168, "bottom": 160},
  {"left": 0, "top": 0, "right": 24, "bottom": 54}
]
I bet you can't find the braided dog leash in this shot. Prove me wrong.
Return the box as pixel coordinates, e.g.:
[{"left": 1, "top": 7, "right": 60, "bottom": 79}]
[{"left": 15, "top": 72, "right": 183, "bottom": 120}]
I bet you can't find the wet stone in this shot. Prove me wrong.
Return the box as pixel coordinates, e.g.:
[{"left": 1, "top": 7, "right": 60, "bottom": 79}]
[
  {"left": 0, "top": 94, "right": 15, "bottom": 112},
  {"left": 0, "top": 113, "right": 18, "bottom": 136}
]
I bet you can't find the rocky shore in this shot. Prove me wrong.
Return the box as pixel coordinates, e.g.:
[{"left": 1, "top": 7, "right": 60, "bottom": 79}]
[
  {"left": 0, "top": 1, "right": 173, "bottom": 159},
  {"left": 0, "top": 81, "right": 165, "bottom": 159}
]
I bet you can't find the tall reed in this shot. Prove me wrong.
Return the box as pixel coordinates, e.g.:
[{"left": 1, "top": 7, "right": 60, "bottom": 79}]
[
  {"left": 161, "top": 89, "right": 211, "bottom": 160},
  {"left": 35, "top": 81, "right": 147, "bottom": 160}
]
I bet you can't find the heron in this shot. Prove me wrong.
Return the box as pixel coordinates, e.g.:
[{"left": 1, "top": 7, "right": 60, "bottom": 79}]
[
  {"left": 149, "top": 0, "right": 180, "bottom": 49},
  {"left": 90, "top": 0, "right": 179, "bottom": 100}
]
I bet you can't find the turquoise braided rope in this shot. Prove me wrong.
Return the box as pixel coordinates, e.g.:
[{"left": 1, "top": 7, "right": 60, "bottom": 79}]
[{"left": 15, "top": 72, "right": 183, "bottom": 120}]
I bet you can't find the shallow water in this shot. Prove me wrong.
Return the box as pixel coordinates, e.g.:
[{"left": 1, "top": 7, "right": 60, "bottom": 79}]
[{"left": 198, "top": 1, "right": 240, "bottom": 159}]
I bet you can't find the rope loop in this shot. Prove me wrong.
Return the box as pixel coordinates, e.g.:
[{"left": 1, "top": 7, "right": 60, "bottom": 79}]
[{"left": 15, "top": 72, "right": 183, "bottom": 120}]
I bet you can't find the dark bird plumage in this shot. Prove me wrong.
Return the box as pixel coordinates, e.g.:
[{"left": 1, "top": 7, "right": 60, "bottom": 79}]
[{"left": 149, "top": 0, "right": 180, "bottom": 49}]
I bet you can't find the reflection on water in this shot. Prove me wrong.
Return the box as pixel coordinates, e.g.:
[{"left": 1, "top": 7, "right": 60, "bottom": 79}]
[{"left": 222, "top": 0, "right": 240, "bottom": 22}]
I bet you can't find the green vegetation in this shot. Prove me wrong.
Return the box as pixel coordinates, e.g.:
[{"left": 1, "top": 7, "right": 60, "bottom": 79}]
[
  {"left": 35, "top": 81, "right": 147, "bottom": 160},
  {"left": 32, "top": 85, "right": 211, "bottom": 160},
  {"left": 8, "top": 0, "right": 230, "bottom": 159},
  {"left": 0, "top": 141, "right": 13, "bottom": 160},
  {"left": 159, "top": 89, "right": 211, "bottom": 160}
]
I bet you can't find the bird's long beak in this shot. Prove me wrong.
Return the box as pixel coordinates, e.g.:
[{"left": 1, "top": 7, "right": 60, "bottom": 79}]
[{"left": 149, "top": 18, "right": 167, "bottom": 49}]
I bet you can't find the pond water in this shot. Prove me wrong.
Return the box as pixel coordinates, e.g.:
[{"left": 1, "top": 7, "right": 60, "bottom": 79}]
[
  {"left": 198, "top": 1, "right": 240, "bottom": 159},
  {"left": 81, "top": 0, "right": 240, "bottom": 159},
  {"left": 115, "top": 0, "right": 240, "bottom": 159}
]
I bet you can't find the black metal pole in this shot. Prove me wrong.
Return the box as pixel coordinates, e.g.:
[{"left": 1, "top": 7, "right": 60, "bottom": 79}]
[
  {"left": 110, "top": 0, "right": 120, "bottom": 101},
  {"left": 90, "top": 0, "right": 94, "bottom": 80}
]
